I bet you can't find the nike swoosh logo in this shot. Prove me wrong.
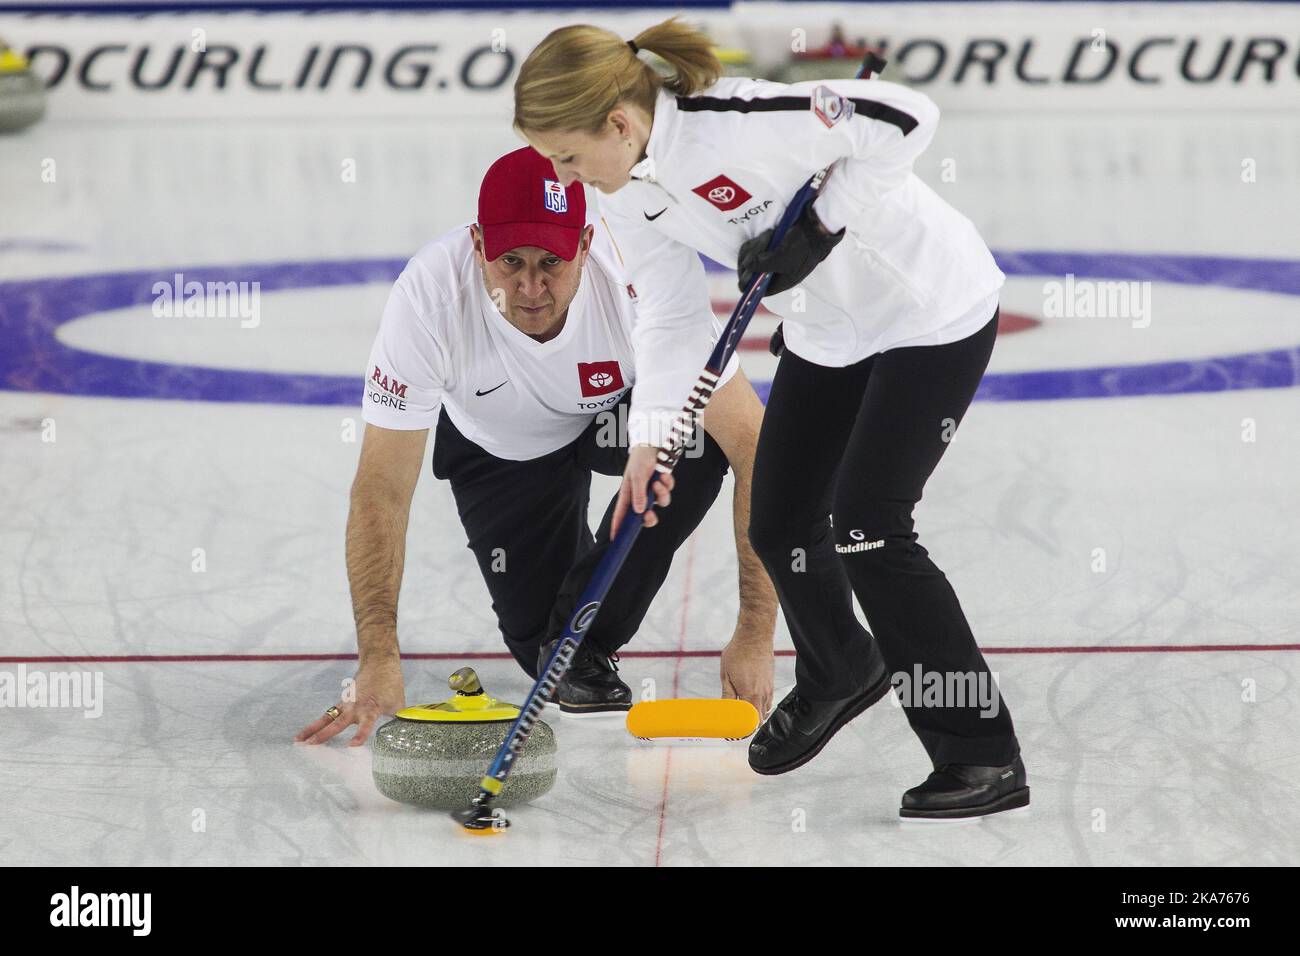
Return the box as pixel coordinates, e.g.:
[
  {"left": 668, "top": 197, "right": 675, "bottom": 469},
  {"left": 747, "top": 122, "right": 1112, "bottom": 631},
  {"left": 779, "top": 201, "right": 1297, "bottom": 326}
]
[
  {"left": 475, "top": 382, "right": 507, "bottom": 397},
  {"left": 644, "top": 208, "right": 667, "bottom": 221}
]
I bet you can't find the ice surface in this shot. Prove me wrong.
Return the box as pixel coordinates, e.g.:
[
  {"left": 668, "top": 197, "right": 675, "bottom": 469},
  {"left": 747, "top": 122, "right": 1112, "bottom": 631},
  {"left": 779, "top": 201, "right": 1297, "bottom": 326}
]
[{"left": 2, "top": 111, "right": 1298, "bottom": 865}]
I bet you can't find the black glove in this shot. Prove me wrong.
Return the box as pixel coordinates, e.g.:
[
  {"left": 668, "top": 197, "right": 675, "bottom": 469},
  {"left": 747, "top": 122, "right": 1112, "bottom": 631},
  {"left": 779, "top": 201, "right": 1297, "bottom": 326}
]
[{"left": 736, "top": 201, "right": 845, "bottom": 296}]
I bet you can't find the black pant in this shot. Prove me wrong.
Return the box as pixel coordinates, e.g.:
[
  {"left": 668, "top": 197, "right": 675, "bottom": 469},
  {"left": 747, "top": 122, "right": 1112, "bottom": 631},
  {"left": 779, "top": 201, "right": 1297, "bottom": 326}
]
[
  {"left": 432, "top": 393, "right": 730, "bottom": 678},
  {"left": 748, "top": 311, "right": 1019, "bottom": 767}
]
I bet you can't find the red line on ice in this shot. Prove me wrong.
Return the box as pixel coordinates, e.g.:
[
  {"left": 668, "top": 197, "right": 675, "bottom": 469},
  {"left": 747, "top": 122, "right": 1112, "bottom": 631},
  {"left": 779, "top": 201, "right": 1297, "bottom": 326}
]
[
  {"left": 3, "top": 644, "right": 1297, "bottom": 664},
  {"left": 655, "top": 533, "right": 697, "bottom": 868}
]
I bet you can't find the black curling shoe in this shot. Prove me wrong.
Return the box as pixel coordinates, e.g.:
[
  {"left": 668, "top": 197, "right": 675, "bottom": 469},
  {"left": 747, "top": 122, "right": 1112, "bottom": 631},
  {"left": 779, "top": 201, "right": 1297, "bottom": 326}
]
[
  {"left": 899, "top": 755, "right": 1030, "bottom": 821},
  {"left": 748, "top": 649, "right": 892, "bottom": 775},
  {"left": 537, "top": 639, "right": 632, "bottom": 716}
]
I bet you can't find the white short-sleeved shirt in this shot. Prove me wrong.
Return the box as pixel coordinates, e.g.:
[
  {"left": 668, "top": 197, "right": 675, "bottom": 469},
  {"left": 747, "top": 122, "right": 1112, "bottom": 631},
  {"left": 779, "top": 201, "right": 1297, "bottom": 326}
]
[{"left": 362, "top": 220, "right": 736, "bottom": 461}]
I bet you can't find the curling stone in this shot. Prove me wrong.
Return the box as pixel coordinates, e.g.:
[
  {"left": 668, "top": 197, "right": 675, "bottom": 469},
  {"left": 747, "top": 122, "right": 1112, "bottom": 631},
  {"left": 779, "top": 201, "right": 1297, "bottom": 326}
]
[
  {"left": 372, "top": 667, "right": 556, "bottom": 810},
  {"left": 0, "top": 42, "right": 47, "bottom": 134}
]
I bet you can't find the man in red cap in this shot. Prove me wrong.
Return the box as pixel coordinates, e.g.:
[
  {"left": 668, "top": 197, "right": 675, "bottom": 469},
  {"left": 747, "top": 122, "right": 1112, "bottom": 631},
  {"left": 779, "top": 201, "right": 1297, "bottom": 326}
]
[{"left": 298, "top": 147, "right": 775, "bottom": 746}]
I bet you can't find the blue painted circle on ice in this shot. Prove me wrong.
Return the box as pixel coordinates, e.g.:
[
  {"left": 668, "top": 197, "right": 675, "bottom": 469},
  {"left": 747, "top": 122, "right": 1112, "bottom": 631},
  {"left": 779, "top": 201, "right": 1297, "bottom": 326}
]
[{"left": 1, "top": 251, "right": 1298, "bottom": 406}]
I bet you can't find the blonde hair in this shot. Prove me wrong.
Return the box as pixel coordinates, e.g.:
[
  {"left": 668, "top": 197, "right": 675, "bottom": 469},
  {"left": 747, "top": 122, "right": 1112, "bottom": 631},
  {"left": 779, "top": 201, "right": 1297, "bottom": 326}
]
[{"left": 513, "top": 16, "right": 722, "bottom": 135}]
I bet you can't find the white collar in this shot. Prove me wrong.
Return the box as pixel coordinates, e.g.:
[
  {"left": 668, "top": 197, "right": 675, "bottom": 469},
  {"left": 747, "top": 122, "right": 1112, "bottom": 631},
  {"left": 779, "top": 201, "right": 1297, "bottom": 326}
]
[
  {"left": 629, "top": 154, "right": 656, "bottom": 182},
  {"left": 629, "top": 87, "right": 675, "bottom": 183}
]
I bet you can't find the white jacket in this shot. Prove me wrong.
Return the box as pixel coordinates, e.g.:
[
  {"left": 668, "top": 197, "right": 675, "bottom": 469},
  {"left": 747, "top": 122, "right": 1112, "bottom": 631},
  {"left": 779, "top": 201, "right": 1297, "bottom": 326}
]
[{"left": 597, "top": 76, "right": 1005, "bottom": 446}]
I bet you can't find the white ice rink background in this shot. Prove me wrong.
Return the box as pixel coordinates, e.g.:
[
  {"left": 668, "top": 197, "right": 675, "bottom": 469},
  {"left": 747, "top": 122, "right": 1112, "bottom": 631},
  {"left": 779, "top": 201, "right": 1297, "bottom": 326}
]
[{"left": 1, "top": 1, "right": 1298, "bottom": 865}]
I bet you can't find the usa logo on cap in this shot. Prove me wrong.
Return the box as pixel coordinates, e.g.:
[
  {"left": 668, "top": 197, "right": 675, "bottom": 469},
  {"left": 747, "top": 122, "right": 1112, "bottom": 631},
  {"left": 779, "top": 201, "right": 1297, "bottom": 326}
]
[{"left": 543, "top": 179, "right": 568, "bottom": 214}]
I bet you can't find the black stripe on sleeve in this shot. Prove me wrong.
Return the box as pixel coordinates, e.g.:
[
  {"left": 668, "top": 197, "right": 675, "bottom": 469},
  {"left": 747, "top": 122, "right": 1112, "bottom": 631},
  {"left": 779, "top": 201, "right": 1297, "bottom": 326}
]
[{"left": 675, "top": 94, "right": 918, "bottom": 136}]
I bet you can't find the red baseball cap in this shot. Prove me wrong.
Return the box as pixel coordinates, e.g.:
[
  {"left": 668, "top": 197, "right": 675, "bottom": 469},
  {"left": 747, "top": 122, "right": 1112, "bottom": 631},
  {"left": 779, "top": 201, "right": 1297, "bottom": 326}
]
[{"left": 478, "top": 146, "right": 587, "bottom": 261}]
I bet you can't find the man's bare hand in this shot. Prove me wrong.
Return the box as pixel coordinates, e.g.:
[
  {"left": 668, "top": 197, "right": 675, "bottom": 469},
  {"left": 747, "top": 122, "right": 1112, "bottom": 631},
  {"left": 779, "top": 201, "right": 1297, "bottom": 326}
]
[
  {"left": 720, "top": 629, "right": 774, "bottom": 718},
  {"left": 295, "top": 656, "right": 407, "bottom": 747}
]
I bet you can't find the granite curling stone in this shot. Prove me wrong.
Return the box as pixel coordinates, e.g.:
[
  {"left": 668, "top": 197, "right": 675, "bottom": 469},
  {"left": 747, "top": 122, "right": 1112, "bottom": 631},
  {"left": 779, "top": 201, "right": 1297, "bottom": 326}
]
[
  {"left": 372, "top": 667, "right": 557, "bottom": 810},
  {"left": 0, "top": 42, "right": 47, "bottom": 134}
]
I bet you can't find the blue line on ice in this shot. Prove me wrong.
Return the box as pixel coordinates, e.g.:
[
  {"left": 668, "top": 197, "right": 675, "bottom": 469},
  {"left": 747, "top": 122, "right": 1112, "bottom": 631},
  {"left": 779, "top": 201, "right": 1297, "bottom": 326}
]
[{"left": 2, "top": 251, "right": 1298, "bottom": 406}]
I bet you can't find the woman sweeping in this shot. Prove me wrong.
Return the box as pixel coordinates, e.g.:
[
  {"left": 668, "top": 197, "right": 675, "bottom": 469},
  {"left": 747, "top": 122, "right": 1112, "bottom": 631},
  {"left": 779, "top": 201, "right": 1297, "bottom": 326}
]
[{"left": 514, "top": 18, "right": 1027, "bottom": 820}]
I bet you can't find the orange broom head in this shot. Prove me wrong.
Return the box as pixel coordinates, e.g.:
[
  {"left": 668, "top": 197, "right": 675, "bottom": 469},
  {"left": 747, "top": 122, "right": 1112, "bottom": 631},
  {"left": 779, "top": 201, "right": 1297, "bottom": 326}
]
[{"left": 626, "top": 699, "right": 761, "bottom": 741}]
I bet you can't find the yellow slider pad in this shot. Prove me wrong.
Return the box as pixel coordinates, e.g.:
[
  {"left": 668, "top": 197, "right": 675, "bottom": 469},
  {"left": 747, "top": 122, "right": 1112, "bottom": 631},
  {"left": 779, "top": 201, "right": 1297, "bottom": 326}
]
[{"left": 626, "top": 699, "right": 761, "bottom": 741}]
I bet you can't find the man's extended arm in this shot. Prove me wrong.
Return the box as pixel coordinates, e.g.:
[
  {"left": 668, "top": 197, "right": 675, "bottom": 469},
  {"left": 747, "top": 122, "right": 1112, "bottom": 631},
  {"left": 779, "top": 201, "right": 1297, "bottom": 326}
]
[
  {"left": 701, "top": 368, "right": 778, "bottom": 716},
  {"left": 297, "top": 423, "right": 428, "bottom": 745}
]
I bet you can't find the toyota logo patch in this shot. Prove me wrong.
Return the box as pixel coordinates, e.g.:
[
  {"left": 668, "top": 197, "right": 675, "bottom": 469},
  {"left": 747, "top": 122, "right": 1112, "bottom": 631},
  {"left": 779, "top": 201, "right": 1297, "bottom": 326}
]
[{"left": 692, "top": 174, "right": 752, "bottom": 211}]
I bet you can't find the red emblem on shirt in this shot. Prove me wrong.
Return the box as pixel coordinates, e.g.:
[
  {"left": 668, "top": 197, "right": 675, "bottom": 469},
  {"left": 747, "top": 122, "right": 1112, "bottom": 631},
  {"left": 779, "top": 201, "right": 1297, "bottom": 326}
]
[
  {"left": 692, "top": 174, "right": 752, "bottom": 212},
  {"left": 578, "top": 361, "right": 625, "bottom": 397}
]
